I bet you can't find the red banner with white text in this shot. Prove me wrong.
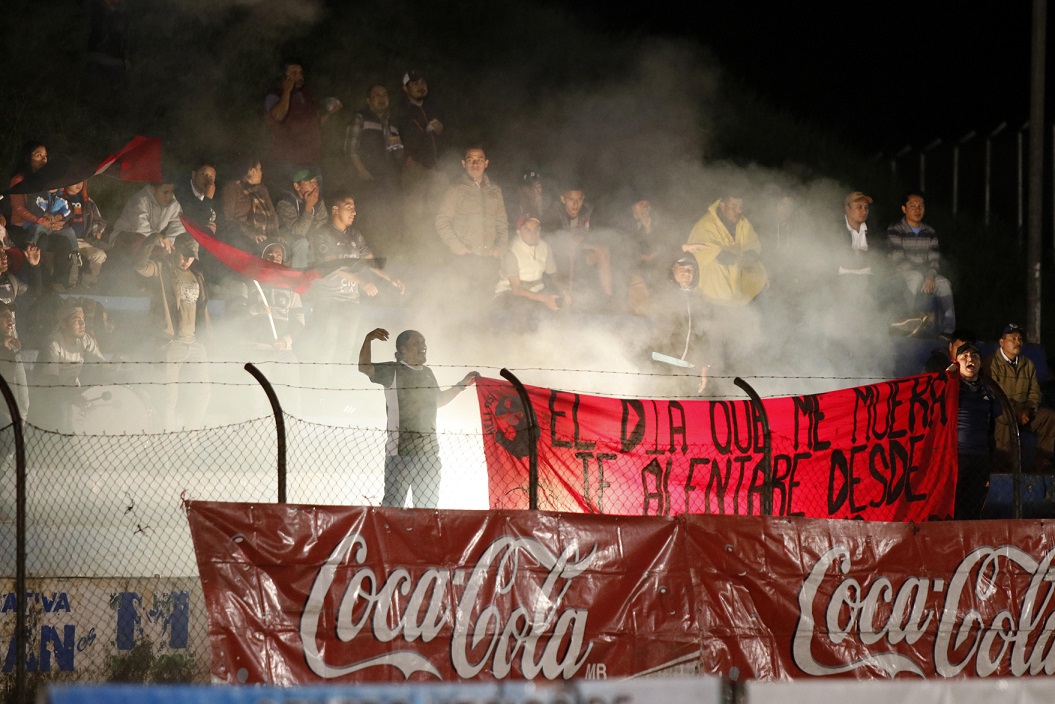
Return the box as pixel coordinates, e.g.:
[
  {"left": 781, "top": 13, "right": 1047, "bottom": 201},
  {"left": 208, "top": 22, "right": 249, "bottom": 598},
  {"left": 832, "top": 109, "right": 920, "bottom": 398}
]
[
  {"left": 476, "top": 373, "right": 958, "bottom": 521},
  {"left": 188, "top": 502, "right": 1055, "bottom": 683}
]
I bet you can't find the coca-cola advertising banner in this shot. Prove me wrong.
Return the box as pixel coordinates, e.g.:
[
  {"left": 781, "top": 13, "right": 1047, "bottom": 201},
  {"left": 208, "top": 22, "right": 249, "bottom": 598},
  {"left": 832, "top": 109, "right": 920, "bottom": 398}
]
[
  {"left": 188, "top": 501, "right": 1055, "bottom": 684},
  {"left": 476, "top": 373, "right": 958, "bottom": 521}
]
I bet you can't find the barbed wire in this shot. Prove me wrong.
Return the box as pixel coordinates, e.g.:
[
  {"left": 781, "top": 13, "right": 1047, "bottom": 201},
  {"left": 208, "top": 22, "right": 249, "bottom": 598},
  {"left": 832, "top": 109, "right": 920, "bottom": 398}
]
[
  {"left": 22, "top": 362, "right": 902, "bottom": 381},
  {"left": 23, "top": 360, "right": 921, "bottom": 380},
  {"left": 15, "top": 376, "right": 895, "bottom": 394},
  {"left": 23, "top": 415, "right": 274, "bottom": 438}
]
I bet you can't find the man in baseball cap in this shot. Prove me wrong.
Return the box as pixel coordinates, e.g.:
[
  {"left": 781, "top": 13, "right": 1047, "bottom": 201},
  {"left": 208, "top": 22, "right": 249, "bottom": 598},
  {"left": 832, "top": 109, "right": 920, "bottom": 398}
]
[
  {"left": 984, "top": 322, "right": 1055, "bottom": 472},
  {"left": 829, "top": 190, "right": 888, "bottom": 333},
  {"left": 275, "top": 166, "right": 324, "bottom": 268},
  {"left": 493, "top": 213, "right": 563, "bottom": 328},
  {"left": 134, "top": 230, "right": 211, "bottom": 431},
  {"left": 511, "top": 169, "right": 545, "bottom": 230},
  {"left": 841, "top": 191, "right": 874, "bottom": 275},
  {"left": 395, "top": 68, "right": 445, "bottom": 170},
  {"left": 394, "top": 67, "right": 448, "bottom": 242}
]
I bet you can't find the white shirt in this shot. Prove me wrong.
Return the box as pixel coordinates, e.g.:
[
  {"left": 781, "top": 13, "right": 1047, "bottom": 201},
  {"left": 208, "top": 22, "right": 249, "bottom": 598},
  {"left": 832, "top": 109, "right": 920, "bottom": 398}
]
[
  {"left": 845, "top": 216, "right": 869, "bottom": 251},
  {"left": 110, "top": 186, "right": 187, "bottom": 244},
  {"left": 840, "top": 216, "right": 872, "bottom": 276},
  {"left": 495, "top": 237, "right": 556, "bottom": 296}
]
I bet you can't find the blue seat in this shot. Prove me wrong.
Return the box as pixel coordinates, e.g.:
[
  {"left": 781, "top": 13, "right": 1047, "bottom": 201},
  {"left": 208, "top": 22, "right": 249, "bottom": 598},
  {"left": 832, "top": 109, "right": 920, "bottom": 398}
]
[{"left": 982, "top": 473, "right": 1055, "bottom": 518}]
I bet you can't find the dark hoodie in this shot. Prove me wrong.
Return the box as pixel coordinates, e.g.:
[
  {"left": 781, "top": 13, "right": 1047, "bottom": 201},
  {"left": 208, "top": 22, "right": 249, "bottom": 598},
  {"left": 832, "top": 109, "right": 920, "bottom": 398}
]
[{"left": 650, "top": 253, "right": 711, "bottom": 366}]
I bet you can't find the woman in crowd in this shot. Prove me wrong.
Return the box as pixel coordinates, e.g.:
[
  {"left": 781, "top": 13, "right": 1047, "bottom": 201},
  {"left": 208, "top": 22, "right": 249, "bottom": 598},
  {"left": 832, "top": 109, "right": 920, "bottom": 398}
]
[{"left": 221, "top": 156, "right": 280, "bottom": 251}]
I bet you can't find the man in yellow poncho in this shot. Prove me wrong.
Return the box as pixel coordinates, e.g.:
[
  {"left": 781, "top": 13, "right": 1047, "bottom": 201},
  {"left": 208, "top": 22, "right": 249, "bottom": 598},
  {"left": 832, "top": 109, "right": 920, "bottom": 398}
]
[{"left": 684, "top": 191, "right": 768, "bottom": 304}]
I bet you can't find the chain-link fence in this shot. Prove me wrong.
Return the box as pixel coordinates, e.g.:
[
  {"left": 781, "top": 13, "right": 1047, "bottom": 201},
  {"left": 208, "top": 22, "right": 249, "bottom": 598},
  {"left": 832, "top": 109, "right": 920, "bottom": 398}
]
[
  {"left": 480, "top": 372, "right": 1020, "bottom": 521},
  {"left": 0, "top": 360, "right": 495, "bottom": 702},
  {"left": 0, "top": 361, "right": 1039, "bottom": 701}
]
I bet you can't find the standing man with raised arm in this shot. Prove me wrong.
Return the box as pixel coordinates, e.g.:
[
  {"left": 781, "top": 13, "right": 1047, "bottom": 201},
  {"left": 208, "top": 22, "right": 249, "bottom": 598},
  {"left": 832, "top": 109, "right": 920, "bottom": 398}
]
[{"left": 358, "top": 328, "right": 479, "bottom": 508}]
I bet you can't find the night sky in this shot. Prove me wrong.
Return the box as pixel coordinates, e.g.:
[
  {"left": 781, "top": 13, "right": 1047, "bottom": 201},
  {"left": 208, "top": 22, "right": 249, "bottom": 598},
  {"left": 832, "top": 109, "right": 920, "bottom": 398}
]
[{"left": 561, "top": 2, "right": 1039, "bottom": 155}]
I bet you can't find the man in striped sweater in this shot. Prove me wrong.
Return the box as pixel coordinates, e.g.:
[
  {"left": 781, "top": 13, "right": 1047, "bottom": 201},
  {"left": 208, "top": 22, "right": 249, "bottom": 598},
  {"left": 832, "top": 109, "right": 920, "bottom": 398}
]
[{"left": 886, "top": 190, "right": 955, "bottom": 335}]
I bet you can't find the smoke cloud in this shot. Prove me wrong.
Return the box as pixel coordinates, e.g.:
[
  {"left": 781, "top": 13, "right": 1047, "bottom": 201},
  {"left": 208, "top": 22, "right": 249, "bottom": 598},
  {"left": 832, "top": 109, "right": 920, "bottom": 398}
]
[{"left": 22, "top": 2, "right": 922, "bottom": 443}]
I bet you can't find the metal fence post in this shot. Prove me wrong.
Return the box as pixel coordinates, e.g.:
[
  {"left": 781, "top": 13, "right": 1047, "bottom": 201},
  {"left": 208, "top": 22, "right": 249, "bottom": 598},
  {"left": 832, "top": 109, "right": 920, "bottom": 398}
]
[
  {"left": 891, "top": 144, "right": 911, "bottom": 182},
  {"left": 500, "top": 369, "right": 540, "bottom": 510},
  {"left": 726, "top": 678, "right": 745, "bottom": 704},
  {"left": 244, "top": 363, "right": 287, "bottom": 503},
  {"left": 920, "top": 138, "right": 942, "bottom": 192},
  {"left": 733, "top": 378, "right": 773, "bottom": 516},
  {"left": 0, "top": 373, "right": 27, "bottom": 702},
  {"left": 1017, "top": 121, "right": 1029, "bottom": 242},
  {"left": 984, "top": 122, "right": 1006, "bottom": 226},
  {"left": 952, "top": 130, "right": 976, "bottom": 215}
]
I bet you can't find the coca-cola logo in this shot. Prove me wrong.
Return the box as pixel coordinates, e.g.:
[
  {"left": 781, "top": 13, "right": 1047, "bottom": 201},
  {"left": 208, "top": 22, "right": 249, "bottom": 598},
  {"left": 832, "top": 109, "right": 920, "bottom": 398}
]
[
  {"left": 300, "top": 533, "right": 596, "bottom": 680},
  {"left": 794, "top": 544, "right": 1055, "bottom": 678}
]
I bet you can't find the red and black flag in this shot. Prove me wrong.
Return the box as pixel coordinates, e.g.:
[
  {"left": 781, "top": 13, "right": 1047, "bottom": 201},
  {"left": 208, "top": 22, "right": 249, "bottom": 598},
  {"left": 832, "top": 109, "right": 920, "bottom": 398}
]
[
  {"left": 4, "top": 136, "right": 163, "bottom": 196},
  {"left": 179, "top": 216, "right": 381, "bottom": 295}
]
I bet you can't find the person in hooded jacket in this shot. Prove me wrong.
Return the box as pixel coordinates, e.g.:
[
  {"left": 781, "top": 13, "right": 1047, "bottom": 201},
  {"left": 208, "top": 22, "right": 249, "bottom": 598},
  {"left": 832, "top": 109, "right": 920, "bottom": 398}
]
[{"left": 648, "top": 253, "right": 714, "bottom": 397}]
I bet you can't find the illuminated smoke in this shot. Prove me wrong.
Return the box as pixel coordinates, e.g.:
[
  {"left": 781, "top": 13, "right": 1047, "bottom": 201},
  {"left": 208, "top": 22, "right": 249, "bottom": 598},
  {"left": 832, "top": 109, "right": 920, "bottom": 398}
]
[{"left": 30, "top": 8, "right": 907, "bottom": 440}]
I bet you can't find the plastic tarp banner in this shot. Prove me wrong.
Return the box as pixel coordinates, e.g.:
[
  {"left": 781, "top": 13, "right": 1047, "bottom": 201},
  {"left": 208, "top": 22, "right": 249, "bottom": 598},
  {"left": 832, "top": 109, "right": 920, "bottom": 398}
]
[
  {"left": 476, "top": 373, "right": 959, "bottom": 520},
  {"left": 188, "top": 502, "right": 1055, "bottom": 684}
]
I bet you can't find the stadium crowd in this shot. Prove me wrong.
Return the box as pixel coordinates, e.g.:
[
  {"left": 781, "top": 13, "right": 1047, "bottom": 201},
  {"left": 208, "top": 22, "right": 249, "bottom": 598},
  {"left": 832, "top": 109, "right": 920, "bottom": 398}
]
[{"left": 0, "top": 60, "right": 1051, "bottom": 517}]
